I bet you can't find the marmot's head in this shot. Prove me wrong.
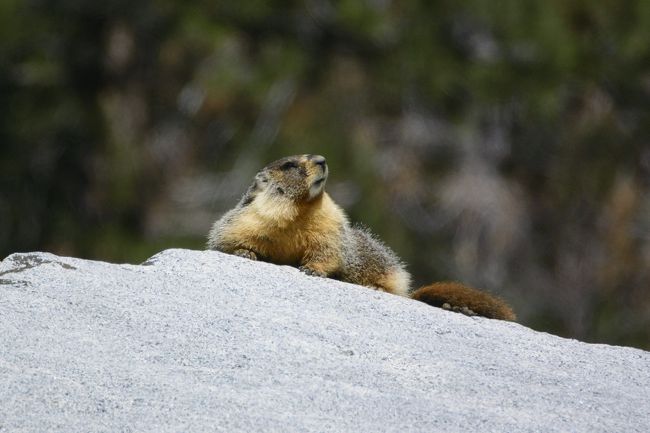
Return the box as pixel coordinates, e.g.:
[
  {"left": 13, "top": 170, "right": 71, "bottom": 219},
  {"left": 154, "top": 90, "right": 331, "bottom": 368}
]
[{"left": 250, "top": 154, "right": 328, "bottom": 203}]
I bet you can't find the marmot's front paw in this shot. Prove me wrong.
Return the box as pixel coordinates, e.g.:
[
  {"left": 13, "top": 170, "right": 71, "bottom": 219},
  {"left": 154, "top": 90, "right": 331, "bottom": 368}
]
[
  {"left": 299, "top": 266, "right": 327, "bottom": 278},
  {"left": 233, "top": 249, "right": 258, "bottom": 260}
]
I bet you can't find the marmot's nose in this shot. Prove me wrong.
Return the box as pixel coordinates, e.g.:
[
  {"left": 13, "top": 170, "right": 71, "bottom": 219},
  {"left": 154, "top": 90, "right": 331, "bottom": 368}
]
[{"left": 309, "top": 155, "right": 326, "bottom": 167}]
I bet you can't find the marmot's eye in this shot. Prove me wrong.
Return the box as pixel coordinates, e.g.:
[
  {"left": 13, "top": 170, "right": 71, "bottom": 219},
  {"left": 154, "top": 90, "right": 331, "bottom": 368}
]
[
  {"left": 280, "top": 161, "right": 298, "bottom": 171},
  {"left": 276, "top": 187, "right": 285, "bottom": 194}
]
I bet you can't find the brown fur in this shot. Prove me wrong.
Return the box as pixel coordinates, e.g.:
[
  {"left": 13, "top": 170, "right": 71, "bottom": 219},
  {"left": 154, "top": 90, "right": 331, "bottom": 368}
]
[
  {"left": 411, "top": 282, "right": 516, "bottom": 321},
  {"left": 208, "top": 154, "right": 516, "bottom": 320}
]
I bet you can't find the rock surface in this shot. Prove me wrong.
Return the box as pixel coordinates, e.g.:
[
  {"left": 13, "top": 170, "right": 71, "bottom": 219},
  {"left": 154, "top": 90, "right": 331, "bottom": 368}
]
[{"left": 1, "top": 249, "right": 649, "bottom": 432}]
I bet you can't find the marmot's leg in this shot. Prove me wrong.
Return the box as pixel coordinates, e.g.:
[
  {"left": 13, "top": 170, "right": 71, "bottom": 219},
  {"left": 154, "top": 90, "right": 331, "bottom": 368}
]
[
  {"left": 300, "top": 246, "right": 341, "bottom": 278},
  {"left": 299, "top": 266, "right": 327, "bottom": 278}
]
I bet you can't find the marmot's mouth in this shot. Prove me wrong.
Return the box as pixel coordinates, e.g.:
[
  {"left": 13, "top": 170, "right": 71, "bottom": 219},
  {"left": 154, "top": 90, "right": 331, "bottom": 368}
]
[{"left": 313, "top": 177, "right": 326, "bottom": 187}]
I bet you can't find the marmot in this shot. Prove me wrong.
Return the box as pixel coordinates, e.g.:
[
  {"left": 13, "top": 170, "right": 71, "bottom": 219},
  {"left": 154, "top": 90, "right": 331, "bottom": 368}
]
[{"left": 208, "top": 154, "right": 516, "bottom": 321}]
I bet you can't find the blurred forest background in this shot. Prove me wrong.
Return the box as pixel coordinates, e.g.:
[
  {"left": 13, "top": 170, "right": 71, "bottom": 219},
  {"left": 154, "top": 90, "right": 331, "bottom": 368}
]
[{"left": 1, "top": 0, "right": 649, "bottom": 349}]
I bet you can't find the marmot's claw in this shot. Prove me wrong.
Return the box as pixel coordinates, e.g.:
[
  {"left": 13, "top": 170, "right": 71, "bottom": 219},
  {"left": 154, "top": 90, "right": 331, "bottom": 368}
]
[
  {"left": 233, "top": 249, "right": 258, "bottom": 261},
  {"left": 300, "top": 266, "right": 327, "bottom": 278}
]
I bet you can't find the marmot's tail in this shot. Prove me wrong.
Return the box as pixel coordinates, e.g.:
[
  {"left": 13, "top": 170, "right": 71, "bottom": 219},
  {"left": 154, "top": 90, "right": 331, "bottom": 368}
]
[{"left": 411, "top": 282, "right": 516, "bottom": 321}]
